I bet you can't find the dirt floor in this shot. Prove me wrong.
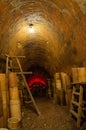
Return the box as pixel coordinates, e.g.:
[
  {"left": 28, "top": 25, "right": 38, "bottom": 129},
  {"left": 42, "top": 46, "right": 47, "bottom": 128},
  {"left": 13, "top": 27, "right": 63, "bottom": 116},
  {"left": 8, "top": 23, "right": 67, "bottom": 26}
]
[{"left": 21, "top": 97, "right": 86, "bottom": 130}]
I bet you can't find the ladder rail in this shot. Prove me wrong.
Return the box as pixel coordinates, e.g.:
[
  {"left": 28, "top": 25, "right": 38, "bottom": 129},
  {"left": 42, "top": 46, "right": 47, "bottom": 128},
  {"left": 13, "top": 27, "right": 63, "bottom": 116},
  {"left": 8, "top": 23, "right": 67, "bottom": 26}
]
[
  {"left": 6, "top": 55, "right": 41, "bottom": 116},
  {"left": 16, "top": 57, "right": 41, "bottom": 115},
  {"left": 77, "top": 85, "right": 83, "bottom": 127},
  {"left": 70, "top": 83, "right": 86, "bottom": 128}
]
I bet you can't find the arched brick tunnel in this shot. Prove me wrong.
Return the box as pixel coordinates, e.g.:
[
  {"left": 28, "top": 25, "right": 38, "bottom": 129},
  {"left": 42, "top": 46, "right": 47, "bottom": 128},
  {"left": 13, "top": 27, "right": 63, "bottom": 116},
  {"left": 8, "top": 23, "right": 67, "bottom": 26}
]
[
  {"left": 0, "top": 1, "right": 86, "bottom": 129},
  {"left": 0, "top": 0, "right": 86, "bottom": 94}
]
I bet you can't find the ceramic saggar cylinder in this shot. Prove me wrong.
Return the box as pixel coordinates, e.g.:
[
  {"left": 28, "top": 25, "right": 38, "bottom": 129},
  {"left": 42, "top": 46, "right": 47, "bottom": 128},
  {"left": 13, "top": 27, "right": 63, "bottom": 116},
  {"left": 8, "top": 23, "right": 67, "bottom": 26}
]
[
  {"left": 0, "top": 74, "right": 8, "bottom": 127},
  {"left": 60, "top": 72, "right": 67, "bottom": 91},
  {"left": 9, "top": 87, "right": 19, "bottom": 100},
  {"left": 9, "top": 72, "right": 19, "bottom": 100},
  {"left": 47, "top": 79, "right": 52, "bottom": 98},
  {"left": 0, "top": 116, "right": 4, "bottom": 128},
  {"left": 55, "top": 79, "right": 62, "bottom": 90},
  {"left": 10, "top": 100, "right": 21, "bottom": 120},
  {"left": 8, "top": 117, "right": 21, "bottom": 130},
  {"left": 54, "top": 73, "right": 60, "bottom": 80},
  {"left": 0, "top": 98, "right": 3, "bottom": 117},
  {"left": 0, "top": 84, "right": 3, "bottom": 117},
  {"left": 54, "top": 73, "right": 61, "bottom": 90},
  {"left": 9, "top": 72, "right": 21, "bottom": 120},
  {"left": 65, "top": 89, "right": 72, "bottom": 107},
  {"left": 72, "top": 68, "right": 78, "bottom": 82},
  {"left": 9, "top": 72, "right": 18, "bottom": 88},
  {"left": 78, "top": 67, "right": 86, "bottom": 82}
]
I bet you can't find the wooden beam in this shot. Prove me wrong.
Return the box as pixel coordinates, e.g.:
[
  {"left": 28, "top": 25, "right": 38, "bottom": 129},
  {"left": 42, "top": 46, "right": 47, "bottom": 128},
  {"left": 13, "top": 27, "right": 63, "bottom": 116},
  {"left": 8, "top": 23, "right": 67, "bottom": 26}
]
[
  {"left": 5, "top": 54, "right": 25, "bottom": 58},
  {"left": 17, "top": 72, "right": 32, "bottom": 74}
]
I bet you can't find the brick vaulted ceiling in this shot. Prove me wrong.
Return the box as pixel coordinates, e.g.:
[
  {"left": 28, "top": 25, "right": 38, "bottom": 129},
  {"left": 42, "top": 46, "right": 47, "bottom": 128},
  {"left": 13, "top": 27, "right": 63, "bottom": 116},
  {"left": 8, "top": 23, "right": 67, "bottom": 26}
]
[{"left": 0, "top": 0, "right": 86, "bottom": 76}]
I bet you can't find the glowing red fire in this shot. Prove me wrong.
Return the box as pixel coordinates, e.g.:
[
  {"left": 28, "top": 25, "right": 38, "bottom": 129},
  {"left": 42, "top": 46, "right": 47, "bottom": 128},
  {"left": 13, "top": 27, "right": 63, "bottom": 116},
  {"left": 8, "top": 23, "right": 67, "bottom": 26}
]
[{"left": 28, "top": 76, "right": 46, "bottom": 90}]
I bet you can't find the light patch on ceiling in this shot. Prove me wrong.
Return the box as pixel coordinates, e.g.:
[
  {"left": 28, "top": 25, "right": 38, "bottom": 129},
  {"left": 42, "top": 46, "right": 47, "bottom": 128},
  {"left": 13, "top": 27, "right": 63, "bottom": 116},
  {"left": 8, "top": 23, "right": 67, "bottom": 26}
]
[
  {"left": 17, "top": 42, "right": 22, "bottom": 48},
  {"left": 10, "top": 0, "right": 27, "bottom": 13},
  {"left": 24, "top": 13, "right": 46, "bottom": 24},
  {"left": 61, "top": 8, "right": 70, "bottom": 16},
  {"left": 10, "top": 0, "right": 23, "bottom": 7},
  {"left": 29, "top": 27, "right": 35, "bottom": 34},
  {"left": 75, "top": 0, "right": 86, "bottom": 14}
]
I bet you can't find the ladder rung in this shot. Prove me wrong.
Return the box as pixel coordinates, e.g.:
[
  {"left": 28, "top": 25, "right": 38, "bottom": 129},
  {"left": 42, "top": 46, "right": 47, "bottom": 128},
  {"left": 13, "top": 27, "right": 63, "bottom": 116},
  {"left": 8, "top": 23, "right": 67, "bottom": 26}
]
[
  {"left": 6, "top": 55, "right": 25, "bottom": 58},
  {"left": 82, "top": 108, "right": 86, "bottom": 110},
  {"left": 73, "top": 92, "right": 80, "bottom": 96},
  {"left": 24, "top": 101, "right": 32, "bottom": 104},
  {"left": 17, "top": 72, "right": 32, "bottom": 74},
  {"left": 70, "top": 110, "right": 78, "bottom": 118},
  {"left": 8, "top": 67, "right": 19, "bottom": 69},
  {"left": 72, "top": 101, "right": 79, "bottom": 106}
]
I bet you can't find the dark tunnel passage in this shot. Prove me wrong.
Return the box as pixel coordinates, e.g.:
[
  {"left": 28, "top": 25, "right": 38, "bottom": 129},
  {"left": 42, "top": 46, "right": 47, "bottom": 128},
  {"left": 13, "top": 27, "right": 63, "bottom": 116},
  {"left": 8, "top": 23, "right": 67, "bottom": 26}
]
[
  {"left": 26, "top": 66, "right": 52, "bottom": 98},
  {"left": 28, "top": 76, "right": 47, "bottom": 97}
]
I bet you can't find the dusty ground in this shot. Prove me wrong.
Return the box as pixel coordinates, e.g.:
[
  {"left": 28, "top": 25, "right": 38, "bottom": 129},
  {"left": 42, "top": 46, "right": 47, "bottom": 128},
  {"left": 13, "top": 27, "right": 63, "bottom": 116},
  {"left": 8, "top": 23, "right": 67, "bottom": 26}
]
[{"left": 21, "top": 97, "right": 86, "bottom": 130}]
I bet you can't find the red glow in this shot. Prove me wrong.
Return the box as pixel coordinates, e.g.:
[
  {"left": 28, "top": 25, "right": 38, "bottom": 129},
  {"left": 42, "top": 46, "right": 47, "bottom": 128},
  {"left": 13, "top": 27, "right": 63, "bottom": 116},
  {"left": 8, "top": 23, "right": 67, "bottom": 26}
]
[{"left": 28, "top": 76, "right": 46, "bottom": 90}]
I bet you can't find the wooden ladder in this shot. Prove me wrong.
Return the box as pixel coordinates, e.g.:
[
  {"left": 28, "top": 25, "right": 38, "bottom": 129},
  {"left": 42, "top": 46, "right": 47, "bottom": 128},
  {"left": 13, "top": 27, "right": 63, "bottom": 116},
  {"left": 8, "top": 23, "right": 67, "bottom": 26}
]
[
  {"left": 70, "top": 82, "right": 86, "bottom": 127},
  {"left": 6, "top": 55, "right": 41, "bottom": 115}
]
